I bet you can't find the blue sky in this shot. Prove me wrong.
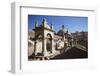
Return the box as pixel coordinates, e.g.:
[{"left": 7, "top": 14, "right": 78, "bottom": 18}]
[{"left": 28, "top": 15, "right": 88, "bottom": 33}]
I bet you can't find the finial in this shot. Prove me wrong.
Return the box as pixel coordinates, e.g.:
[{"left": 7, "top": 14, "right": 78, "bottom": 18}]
[
  {"left": 35, "top": 21, "right": 38, "bottom": 28},
  {"left": 51, "top": 24, "right": 53, "bottom": 30},
  {"left": 62, "top": 25, "right": 65, "bottom": 29},
  {"left": 42, "top": 18, "right": 47, "bottom": 27}
]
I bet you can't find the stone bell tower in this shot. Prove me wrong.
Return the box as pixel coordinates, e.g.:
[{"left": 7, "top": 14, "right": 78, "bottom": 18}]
[{"left": 33, "top": 18, "right": 55, "bottom": 56}]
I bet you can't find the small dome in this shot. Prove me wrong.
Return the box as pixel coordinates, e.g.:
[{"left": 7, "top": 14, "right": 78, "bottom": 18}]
[
  {"left": 61, "top": 25, "right": 67, "bottom": 33},
  {"left": 58, "top": 28, "right": 67, "bottom": 34},
  {"left": 62, "top": 28, "right": 67, "bottom": 33}
]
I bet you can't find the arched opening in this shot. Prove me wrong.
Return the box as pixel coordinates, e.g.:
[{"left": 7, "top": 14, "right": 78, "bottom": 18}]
[{"left": 46, "top": 34, "right": 52, "bottom": 53}]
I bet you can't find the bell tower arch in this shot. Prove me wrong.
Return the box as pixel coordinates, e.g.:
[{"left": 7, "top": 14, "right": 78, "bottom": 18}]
[{"left": 33, "top": 18, "right": 55, "bottom": 56}]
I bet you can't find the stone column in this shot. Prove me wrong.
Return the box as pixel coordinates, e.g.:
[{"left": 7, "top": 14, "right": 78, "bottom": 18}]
[
  {"left": 34, "top": 32, "right": 37, "bottom": 55},
  {"left": 42, "top": 32, "right": 47, "bottom": 56},
  {"left": 34, "top": 41, "right": 36, "bottom": 55},
  {"left": 43, "top": 38, "right": 47, "bottom": 56},
  {"left": 51, "top": 38, "right": 55, "bottom": 53},
  {"left": 71, "top": 37, "right": 74, "bottom": 47}
]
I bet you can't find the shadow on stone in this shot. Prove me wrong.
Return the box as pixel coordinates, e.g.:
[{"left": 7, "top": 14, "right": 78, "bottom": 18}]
[{"left": 51, "top": 47, "right": 88, "bottom": 59}]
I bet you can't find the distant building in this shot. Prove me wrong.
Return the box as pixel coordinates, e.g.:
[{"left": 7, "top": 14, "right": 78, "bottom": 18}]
[{"left": 71, "top": 31, "right": 88, "bottom": 50}]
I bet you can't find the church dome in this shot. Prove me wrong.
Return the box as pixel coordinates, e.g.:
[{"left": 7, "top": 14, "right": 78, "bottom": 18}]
[
  {"left": 57, "top": 25, "right": 67, "bottom": 35},
  {"left": 62, "top": 28, "right": 67, "bottom": 33}
]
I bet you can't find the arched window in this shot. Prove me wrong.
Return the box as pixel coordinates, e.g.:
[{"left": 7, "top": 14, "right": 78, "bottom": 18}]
[{"left": 46, "top": 34, "right": 52, "bottom": 53}]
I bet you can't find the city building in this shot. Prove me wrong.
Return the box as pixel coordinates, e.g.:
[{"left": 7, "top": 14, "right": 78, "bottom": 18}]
[{"left": 28, "top": 18, "right": 72, "bottom": 59}]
